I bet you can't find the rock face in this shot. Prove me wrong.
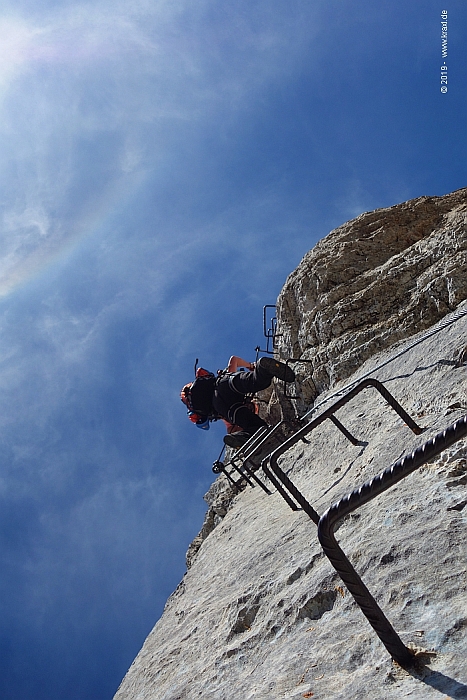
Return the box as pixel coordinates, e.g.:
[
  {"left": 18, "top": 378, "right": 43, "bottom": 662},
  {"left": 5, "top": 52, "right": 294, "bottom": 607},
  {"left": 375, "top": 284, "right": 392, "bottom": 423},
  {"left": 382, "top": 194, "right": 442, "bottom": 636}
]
[
  {"left": 114, "top": 189, "right": 467, "bottom": 700},
  {"left": 276, "top": 188, "right": 467, "bottom": 413}
]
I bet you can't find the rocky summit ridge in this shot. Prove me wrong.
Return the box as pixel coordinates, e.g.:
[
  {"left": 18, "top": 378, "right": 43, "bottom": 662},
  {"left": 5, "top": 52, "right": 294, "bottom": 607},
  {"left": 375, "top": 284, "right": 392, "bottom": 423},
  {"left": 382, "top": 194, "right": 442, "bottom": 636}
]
[{"left": 114, "top": 188, "right": 467, "bottom": 700}]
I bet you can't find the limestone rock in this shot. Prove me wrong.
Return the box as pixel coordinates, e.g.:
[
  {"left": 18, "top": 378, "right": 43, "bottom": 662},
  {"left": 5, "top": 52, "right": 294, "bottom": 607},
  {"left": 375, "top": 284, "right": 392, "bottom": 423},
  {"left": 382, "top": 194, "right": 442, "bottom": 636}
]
[
  {"left": 277, "top": 188, "right": 467, "bottom": 413},
  {"left": 114, "top": 190, "right": 467, "bottom": 700},
  {"left": 186, "top": 469, "right": 240, "bottom": 569}
]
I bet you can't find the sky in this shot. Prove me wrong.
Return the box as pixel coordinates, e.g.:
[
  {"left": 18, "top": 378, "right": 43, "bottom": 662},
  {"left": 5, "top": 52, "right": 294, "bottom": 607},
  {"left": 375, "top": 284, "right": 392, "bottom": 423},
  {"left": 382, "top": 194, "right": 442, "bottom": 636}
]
[{"left": 0, "top": 1, "right": 465, "bottom": 698}]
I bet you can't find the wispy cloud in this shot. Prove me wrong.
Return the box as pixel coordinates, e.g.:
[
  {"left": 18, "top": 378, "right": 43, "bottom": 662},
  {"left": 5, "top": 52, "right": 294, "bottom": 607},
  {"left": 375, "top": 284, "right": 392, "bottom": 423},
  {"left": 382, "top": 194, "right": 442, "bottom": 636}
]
[{"left": 0, "top": 0, "right": 321, "bottom": 301}]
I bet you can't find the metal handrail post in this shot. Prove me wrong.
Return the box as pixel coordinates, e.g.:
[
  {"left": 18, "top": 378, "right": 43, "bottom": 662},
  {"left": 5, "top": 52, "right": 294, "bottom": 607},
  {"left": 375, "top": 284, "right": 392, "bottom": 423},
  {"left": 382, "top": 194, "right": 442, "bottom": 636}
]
[
  {"left": 317, "top": 414, "right": 467, "bottom": 666},
  {"left": 263, "top": 378, "right": 423, "bottom": 515}
]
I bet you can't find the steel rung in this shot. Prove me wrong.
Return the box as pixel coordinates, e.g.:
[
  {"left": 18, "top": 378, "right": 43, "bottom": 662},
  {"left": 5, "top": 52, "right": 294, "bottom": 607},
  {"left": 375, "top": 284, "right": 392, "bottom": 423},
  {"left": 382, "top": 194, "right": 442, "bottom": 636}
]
[
  {"left": 230, "top": 427, "right": 270, "bottom": 463},
  {"left": 240, "top": 422, "right": 285, "bottom": 463},
  {"left": 317, "top": 414, "right": 467, "bottom": 666}
]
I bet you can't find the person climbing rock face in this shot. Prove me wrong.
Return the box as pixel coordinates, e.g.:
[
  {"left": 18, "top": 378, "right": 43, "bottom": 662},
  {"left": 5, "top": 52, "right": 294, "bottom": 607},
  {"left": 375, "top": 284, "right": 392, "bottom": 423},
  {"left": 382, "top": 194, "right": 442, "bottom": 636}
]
[{"left": 180, "top": 356, "right": 296, "bottom": 448}]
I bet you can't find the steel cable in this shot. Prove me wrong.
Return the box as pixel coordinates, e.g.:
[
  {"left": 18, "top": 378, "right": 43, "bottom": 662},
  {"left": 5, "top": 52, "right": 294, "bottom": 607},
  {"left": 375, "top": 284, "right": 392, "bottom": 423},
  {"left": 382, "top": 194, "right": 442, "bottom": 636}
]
[{"left": 302, "top": 304, "right": 467, "bottom": 421}]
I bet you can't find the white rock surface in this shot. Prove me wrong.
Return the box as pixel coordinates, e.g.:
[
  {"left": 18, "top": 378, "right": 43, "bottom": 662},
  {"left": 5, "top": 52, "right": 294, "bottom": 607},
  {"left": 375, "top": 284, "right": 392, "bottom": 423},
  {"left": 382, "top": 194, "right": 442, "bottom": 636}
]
[
  {"left": 276, "top": 188, "right": 467, "bottom": 413},
  {"left": 114, "top": 191, "right": 467, "bottom": 700}
]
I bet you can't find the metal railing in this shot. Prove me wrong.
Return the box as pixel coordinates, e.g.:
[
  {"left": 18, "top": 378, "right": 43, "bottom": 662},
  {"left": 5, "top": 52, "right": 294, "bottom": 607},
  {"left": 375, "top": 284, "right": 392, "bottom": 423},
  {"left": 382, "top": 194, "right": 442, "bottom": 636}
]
[
  {"left": 255, "top": 305, "right": 282, "bottom": 355},
  {"left": 261, "top": 378, "right": 424, "bottom": 523},
  {"left": 317, "top": 414, "right": 467, "bottom": 667},
  {"left": 210, "top": 301, "right": 467, "bottom": 666},
  {"left": 213, "top": 424, "right": 291, "bottom": 495},
  {"left": 209, "top": 368, "right": 466, "bottom": 665}
]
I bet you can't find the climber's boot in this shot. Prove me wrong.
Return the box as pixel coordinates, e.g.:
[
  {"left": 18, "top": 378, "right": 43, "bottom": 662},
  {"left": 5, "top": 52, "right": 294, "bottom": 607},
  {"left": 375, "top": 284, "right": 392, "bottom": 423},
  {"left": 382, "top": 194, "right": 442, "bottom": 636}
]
[{"left": 257, "top": 357, "right": 296, "bottom": 383}]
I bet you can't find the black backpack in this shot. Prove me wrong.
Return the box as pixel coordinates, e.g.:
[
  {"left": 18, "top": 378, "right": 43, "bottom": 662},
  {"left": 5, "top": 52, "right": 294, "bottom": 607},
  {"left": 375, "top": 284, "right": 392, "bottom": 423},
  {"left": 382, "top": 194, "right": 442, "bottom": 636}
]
[
  {"left": 180, "top": 361, "right": 217, "bottom": 424},
  {"left": 186, "top": 368, "right": 217, "bottom": 417}
]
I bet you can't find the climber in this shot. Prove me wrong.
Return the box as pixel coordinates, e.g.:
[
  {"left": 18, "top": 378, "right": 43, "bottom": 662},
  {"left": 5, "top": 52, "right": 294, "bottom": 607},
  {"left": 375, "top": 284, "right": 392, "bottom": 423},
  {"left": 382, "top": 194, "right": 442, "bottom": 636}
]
[{"left": 180, "top": 356, "right": 296, "bottom": 448}]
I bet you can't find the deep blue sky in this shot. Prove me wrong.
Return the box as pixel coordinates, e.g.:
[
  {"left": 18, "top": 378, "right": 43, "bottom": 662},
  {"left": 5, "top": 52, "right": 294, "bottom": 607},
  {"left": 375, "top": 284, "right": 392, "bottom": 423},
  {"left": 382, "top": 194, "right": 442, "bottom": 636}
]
[{"left": 0, "top": 1, "right": 466, "bottom": 698}]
